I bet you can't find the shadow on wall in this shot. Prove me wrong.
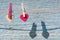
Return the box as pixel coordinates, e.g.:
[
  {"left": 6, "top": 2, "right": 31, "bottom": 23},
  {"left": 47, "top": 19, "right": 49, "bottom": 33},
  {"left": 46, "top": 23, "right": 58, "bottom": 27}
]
[
  {"left": 29, "top": 23, "right": 37, "bottom": 39},
  {"left": 41, "top": 21, "right": 49, "bottom": 39}
]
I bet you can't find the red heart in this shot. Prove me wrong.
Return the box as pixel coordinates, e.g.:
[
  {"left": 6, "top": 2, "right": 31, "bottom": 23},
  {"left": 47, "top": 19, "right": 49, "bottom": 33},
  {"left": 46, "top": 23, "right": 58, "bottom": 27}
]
[
  {"left": 8, "top": 3, "right": 12, "bottom": 20},
  {"left": 8, "top": 13, "right": 12, "bottom": 19},
  {"left": 20, "top": 14, "right": 29, "bottom": 22}
]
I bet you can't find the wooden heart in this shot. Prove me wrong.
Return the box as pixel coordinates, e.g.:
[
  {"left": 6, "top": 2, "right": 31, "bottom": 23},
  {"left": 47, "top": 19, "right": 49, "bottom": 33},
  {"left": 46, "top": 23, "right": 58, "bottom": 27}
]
[
  {"left": 8, "top": 3, "right": 12, "bottom": 19},
  {"left": 8, "top": 12, "right": 12, "bottom": 19},
  {"left": 20, "top": 14, "right": 29, "bottom": 22}
]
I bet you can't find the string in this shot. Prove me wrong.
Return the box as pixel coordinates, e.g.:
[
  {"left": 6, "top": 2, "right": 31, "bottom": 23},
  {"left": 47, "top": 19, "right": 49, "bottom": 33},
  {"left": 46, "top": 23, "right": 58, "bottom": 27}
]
[
  {"left": 21, "top": 0, "right": 25, "bottom": 17},
  {"left": 0, "top": 27, "right": 59, "bottom": 31}
]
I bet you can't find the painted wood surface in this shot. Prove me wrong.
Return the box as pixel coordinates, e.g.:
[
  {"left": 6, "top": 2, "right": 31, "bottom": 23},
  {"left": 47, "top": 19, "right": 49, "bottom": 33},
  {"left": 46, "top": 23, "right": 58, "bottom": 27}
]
[{"left": 0, "top": 0, "right": 60, "bottom": 40}]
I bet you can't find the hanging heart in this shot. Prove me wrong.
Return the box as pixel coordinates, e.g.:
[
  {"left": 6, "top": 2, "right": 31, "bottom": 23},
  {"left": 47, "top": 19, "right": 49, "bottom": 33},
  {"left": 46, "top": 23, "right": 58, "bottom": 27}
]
[
  {"left": 6, "top": 3, "right": 13, "bottom": 22},
  {"left": 20, "top": 13, "right": 29, "bottom": 22},
  {"left": 8, "top": 3, "right": 12, "bottom": 20},
  {"left": 8, "top": 13, "right": 12, "bottom": 20}
]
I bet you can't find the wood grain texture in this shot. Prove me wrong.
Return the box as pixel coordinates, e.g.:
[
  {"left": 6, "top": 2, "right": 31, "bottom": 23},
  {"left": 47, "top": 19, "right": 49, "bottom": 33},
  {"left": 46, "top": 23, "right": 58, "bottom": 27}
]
[{"left": 0, "top": 0, "right": 60, "bottom": 40}]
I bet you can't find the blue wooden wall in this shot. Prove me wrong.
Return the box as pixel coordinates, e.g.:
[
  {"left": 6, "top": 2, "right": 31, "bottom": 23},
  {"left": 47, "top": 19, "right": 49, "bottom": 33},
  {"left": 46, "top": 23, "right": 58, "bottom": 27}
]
[{"left": 0, "top": 0, "right": 60, "bottom": 40}]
